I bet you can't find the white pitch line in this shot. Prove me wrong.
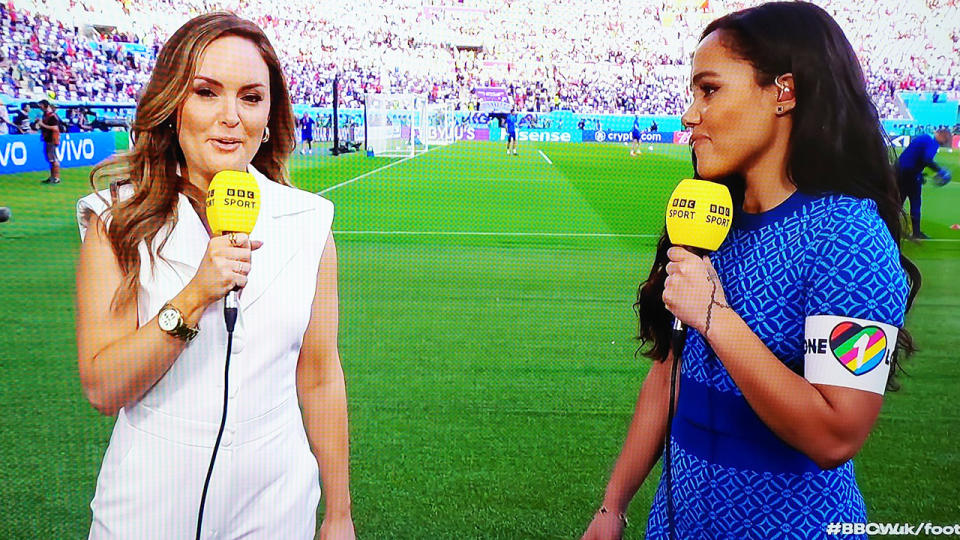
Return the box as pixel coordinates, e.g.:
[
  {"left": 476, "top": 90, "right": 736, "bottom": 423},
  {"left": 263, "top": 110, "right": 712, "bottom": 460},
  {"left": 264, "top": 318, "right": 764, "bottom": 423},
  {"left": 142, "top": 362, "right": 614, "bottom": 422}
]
[
  {"left": 911, "top": 238, "right": 960, "bottom": 243},
  {"left": 318, "top": 148, "right": 431, "bottom": 195},
  {"left": 538, "top": 149, "right": 553, "bottom": 165},
  {"left": 332, "top": 230, "right": 659, "bottom": 238},
  {"left": 329, "top": 230, "right": 960, "bottom": 242}
]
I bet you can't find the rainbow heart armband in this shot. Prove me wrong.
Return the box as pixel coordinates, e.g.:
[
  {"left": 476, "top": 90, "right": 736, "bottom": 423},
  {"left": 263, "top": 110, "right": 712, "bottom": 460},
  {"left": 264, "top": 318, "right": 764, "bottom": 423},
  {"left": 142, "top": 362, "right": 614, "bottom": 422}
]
[{"left": 803, "top": 315, "right": 899, "bottom": 395}]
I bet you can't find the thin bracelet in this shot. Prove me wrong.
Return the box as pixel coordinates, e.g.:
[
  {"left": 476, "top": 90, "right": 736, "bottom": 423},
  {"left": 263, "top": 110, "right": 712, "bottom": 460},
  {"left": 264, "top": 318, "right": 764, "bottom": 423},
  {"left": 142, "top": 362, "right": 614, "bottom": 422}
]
[
  {"left": 704, "top": 274, "right": 730, "bottom": 337},
  {"left": 599, "top": 506, "right": 628, "bottom": 527}
]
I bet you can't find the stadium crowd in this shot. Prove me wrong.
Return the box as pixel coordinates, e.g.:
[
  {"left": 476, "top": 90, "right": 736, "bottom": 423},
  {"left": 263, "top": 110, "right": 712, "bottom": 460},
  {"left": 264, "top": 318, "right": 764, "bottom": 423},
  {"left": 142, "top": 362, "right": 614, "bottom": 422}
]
[{"left": 1, "top": 0, "right": 958, "bottom": 118}]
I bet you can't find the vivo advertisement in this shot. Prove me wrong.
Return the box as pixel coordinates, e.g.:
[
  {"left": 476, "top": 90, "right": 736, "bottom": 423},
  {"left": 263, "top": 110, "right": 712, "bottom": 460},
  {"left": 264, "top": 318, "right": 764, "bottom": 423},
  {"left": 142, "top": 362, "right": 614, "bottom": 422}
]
[
  {"left": 0, "top": 132, "right": 116, "bottom": 174},
  {"left": 582, "top": 130, "right": 674, "bottom": 144}
]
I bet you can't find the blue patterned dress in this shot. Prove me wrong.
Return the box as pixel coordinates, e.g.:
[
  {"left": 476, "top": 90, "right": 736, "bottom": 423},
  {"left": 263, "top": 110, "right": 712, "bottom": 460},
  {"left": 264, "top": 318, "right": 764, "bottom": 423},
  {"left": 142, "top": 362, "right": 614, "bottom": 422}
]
[{"left": 645, "top": 191, "right": 909, "bottom": 539}]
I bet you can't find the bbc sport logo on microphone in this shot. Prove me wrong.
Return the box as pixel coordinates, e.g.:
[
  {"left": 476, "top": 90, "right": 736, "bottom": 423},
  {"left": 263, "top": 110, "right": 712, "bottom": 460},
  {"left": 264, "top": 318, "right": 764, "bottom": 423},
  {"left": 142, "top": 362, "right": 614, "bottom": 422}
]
[
  {"left": 665, "top": 179, "right": 733, "bottom": 252},
  {"left": 209, "top": 188, "right": 258, "bottom": 209},
  {"left": 667, "top": 197, "right": 731, "bottom": 226},
  {"left": 206, "top": 171, "right": 261, "bottom": 235}
]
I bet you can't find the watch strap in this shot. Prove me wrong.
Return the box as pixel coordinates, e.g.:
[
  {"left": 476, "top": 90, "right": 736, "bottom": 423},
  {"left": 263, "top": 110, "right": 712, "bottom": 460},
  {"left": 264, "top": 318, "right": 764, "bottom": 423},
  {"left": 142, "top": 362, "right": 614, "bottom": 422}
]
[{"left": 160, "top": 302, "right": 199, "bottom": 342}]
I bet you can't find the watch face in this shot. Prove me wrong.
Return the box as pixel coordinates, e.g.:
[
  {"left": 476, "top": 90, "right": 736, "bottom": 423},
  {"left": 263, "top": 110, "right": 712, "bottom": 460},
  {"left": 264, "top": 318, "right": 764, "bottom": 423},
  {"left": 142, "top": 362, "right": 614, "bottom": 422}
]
[{"left": 158, "top": 308, "right": 180, "bottom": 331}]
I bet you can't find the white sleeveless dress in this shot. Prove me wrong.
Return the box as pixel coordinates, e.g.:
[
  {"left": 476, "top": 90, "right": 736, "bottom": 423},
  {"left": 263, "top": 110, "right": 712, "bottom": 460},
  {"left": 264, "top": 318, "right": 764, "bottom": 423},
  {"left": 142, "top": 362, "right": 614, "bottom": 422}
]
[{"left": 77, "top": 166, "right": 333, "bottom": 539}]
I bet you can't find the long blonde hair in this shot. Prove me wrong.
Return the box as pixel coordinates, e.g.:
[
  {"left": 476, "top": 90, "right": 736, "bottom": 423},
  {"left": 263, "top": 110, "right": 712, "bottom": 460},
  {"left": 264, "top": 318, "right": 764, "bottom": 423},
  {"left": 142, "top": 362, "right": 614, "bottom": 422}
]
[{"left": 88, "top": 12, "right": 296, "bottom": 312}]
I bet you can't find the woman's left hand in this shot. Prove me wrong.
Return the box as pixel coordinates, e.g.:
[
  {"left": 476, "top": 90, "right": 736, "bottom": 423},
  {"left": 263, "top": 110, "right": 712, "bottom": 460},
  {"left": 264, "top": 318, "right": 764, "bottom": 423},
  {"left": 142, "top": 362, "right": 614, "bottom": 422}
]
[
  {"left": 319, "top": 514, "right": 355, "bottom": 540},
  {"left": 662, "top": 246, "right": 728, "bottom": 334}
]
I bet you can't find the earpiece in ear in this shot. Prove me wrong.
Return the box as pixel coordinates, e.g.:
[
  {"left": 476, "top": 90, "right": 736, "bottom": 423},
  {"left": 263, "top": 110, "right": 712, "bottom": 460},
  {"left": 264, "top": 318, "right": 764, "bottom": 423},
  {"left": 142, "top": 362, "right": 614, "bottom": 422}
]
[{"left": 774, "top": 75, "right": 793, "bottom": 102}]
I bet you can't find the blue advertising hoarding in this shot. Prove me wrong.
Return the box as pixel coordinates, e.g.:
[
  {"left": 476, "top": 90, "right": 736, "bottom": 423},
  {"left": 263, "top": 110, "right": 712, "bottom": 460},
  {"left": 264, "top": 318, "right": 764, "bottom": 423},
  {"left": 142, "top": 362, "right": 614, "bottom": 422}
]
[
  {"left": 488, "top": 126, "right": 582, "bottom": 143},
  {"left": 582, "top": 129, "right": 674, "bottom": 144},
  {"left": 0, "top": 132, "right": 116, "bottom": 174}
]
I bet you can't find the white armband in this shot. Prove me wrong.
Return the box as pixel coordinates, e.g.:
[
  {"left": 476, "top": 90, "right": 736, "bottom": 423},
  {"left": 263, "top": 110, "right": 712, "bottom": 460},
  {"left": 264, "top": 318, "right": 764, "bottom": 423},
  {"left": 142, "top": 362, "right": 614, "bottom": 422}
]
[{"left": 803, "top": 315, "right": 898, "bottom": 395}]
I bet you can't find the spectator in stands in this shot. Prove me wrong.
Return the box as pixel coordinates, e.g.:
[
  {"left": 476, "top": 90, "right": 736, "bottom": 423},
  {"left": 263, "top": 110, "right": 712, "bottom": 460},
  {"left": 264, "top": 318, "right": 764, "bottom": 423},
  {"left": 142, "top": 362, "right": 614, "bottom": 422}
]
[
  {"left": 1, "top": 0, "right": 957, "bottom": 118},
  {"left": 37, "top": 100, "right": 60, "bottom": 184}
]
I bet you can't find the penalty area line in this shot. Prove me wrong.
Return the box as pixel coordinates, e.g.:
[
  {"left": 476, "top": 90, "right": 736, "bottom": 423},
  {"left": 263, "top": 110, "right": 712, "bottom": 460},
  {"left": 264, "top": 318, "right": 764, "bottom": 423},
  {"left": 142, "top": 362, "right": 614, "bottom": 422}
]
[
  {"left": 538, "top": 149, "right": 553, "bottom": 165},
  {"left": 318, "top": 148, "right": 433, "bottom": 195}
]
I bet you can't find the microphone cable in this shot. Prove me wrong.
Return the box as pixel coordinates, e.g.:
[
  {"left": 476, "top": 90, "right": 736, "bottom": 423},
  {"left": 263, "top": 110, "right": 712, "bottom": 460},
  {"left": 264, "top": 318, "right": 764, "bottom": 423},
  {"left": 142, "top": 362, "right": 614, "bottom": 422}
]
[
  {"left": 196, "top": 302, "right": 239, "bottom": 540},
  {"left": 659, "top": 178, "right": 732, "bottom": 540},
  {"left": 663, "top": 320, "right": 686, "bottom": 540}
]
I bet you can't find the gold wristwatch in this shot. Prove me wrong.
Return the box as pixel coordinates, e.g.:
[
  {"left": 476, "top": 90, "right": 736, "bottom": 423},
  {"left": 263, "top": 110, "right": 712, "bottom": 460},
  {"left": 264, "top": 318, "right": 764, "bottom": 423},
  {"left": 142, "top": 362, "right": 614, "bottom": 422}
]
[{"left": 158, "top": 302, "right": 199, "bottom": 342}]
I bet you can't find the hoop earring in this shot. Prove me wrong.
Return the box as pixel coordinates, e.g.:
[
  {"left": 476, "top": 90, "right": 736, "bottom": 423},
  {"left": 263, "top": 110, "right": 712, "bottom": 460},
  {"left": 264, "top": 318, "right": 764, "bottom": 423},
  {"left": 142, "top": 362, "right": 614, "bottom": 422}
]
[{"left": 261, "top": 126, "right": 270, "bottom": 143}]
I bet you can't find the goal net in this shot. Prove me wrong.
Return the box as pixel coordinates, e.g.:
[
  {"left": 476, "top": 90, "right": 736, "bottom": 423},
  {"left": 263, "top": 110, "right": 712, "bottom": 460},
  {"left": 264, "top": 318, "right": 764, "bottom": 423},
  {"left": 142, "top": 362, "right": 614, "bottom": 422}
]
[
  {"left": 422, "top": 101, "right": 457, "bottom": 147},
  {"left": 364, "top": 93, "right": 428, "bottom": 158}
]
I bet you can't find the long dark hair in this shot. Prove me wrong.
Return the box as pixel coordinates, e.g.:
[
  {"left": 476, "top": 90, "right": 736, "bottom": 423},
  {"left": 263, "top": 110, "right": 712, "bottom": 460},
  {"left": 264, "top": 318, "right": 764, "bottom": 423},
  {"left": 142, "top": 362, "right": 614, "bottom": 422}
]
[{"left": 634, "top": 2, "right": 921, "bottom": 389}]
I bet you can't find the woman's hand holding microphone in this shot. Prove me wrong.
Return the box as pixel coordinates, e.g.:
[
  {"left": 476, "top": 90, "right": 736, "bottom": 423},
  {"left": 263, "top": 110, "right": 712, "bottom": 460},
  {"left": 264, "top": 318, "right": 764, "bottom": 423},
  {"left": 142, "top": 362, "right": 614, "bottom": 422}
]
[
  {"left": 662, "top": 246, "right": 730, "bottom": 338},
  {"left": 171, "top": 233, "right": 263, "bottom": 326},
  {"left": 190, "top": 232, "right": 263, "bottom": 305}
]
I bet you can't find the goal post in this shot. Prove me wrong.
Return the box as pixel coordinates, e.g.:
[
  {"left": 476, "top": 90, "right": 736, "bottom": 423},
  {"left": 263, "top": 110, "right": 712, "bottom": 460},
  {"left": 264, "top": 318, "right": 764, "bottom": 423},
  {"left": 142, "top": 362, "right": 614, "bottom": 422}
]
[{"left": 364, "top": 93, "right": 428, "bottom": 158}]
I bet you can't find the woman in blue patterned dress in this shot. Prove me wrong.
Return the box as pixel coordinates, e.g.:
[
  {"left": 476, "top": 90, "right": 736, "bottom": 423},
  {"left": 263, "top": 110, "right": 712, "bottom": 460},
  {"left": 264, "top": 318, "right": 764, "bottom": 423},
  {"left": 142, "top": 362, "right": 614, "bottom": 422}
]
[{"left": 581, "top": 3, "right": 921, "bottom": 539}]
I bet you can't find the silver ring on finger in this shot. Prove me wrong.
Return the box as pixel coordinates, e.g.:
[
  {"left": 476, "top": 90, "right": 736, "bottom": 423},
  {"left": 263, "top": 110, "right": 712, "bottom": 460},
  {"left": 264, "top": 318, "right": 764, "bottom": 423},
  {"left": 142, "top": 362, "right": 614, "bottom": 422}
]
[{"left": 235, "top": 260, "right": 244, "bottom": 274}]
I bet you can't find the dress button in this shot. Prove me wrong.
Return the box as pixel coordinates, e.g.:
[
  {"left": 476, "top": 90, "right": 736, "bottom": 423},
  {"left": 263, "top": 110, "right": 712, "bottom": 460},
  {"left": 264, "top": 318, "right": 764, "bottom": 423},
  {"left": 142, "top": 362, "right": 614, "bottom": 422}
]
[
  {"left": 221, "top": 428, "right": 234, "bottom": 447},
  {"left": 230, "top": 332, "right": 244, "bottom": 353}
]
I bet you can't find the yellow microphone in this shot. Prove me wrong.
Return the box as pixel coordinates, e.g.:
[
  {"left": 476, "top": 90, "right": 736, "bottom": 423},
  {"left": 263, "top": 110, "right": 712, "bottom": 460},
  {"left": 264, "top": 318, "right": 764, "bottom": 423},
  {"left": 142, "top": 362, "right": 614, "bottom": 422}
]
[
  {"left": 665, "top": 178, "right": 733, "bottom": 251},
  {"left": 206, "top": 170, "right": 261, "bottom": 331},
  {"left": 206, "top": 170, "right": 261, "bottom": 236},
  {"left": 664, "top": 179, "right": 733, "bottom": 353}
]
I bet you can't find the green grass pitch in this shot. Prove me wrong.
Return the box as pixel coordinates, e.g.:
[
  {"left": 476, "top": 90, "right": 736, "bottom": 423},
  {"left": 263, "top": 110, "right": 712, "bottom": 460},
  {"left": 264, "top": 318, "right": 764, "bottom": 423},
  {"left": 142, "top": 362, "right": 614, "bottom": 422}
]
[{"left": 0, "top": 141, "right": 958, "bottom": 537}]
